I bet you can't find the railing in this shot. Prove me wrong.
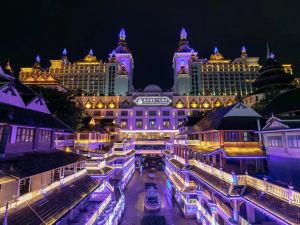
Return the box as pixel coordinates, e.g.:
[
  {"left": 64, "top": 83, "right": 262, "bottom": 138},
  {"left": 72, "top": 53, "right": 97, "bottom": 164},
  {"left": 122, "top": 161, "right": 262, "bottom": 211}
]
[
  {"left": 183, "top": 158, "right": 300, "bottom": 207},
  {"left": 0, "top": 169, "right": 87, "bottom": 213}
]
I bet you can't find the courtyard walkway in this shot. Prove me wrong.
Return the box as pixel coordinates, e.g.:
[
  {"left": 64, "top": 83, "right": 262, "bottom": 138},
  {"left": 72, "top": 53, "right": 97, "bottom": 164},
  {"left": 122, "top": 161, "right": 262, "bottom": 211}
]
[{"left": 120, "top": 171, "right": 197, "bottom": 225}]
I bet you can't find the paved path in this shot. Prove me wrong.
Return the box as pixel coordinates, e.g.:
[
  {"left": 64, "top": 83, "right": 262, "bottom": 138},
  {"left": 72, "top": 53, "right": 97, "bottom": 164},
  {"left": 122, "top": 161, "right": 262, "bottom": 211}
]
[{"left": 120, "top": 171, "right": 197, "bottom": 225}]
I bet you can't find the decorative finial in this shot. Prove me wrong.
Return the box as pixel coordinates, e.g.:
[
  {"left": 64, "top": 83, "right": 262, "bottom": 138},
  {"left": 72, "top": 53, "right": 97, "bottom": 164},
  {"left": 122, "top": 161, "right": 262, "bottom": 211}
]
[
  {"left": 111, "top": 50, "right": 116, "bottom": 56},
  {"left": 241, "top": 46, "right": 248, "bottom": 58},
  {"left": 119, "top": 28, "right": 126, "bottom": 40},
  {"left": 62, "top": 48, "right": 67, "bottom": 56},
  {"left": 36, "top": 55, "right": 41, "bottom": 63},
  {"left": 4, "top": 59, "right": 13, "bottom": 75},
  {"left": 242, "top": 46, "right": 246, "bottom": 53},
  {"left": 89, "top": 49, "right": 94, "bottom": 55},
  {"left": 180, "top": 27, "right": 187, "bottom": 40},
  {"left": 214, "top": 47, "right": 219, "bottom": 54}
]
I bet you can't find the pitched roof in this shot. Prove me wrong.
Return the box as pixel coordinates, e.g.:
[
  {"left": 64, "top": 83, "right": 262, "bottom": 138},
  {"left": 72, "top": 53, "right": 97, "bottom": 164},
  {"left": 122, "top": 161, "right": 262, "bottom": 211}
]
[
  {"left": 262, "top": 116, "right": 300, "bottom": 131},
  {"left": 0, "top": 174, "right": 98, "bottom": 225},
  {"left": 0, "top": 151, "right": 86, "bottom": 178},
  {"left": 190, "top": 103, "right": 264, "bottom": 132},
  {"left": 0, "top": 103, "right": 72, "bottom": 132},
  {"left": 262, "top": 88, "right": 300, "bottom": 116}
]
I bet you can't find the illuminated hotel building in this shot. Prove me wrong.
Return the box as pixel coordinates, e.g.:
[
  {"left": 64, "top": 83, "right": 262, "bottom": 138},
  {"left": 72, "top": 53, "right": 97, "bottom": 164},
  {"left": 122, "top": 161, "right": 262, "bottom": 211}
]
[
  {"left": 19, "top": 28, "right": 133, "bottom": 96},
  {"left": 174, "top": 28, "right": 292, "bottom": 96}
]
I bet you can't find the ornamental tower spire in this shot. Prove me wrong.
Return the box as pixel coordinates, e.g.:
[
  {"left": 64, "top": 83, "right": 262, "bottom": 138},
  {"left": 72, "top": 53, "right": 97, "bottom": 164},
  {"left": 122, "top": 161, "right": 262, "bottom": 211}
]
[
  {"left": 177, "top": 27, "right": 194, "bottom": 53},
  {"left": 4, "top": 59, "right": 13, "bottom": 75},
  {"left": 241, "top": 46, "right": 248, "bottom": 58},
  {"left": 33, "top": 55, "right": 41, "bottom": 69},
  {"left": 114, "top": 28, "right": 130, "bottom": 53},
  {"left": 119, "top": 28, "right": 126, "bottom": 40},
  {"left": 61, "top": 48, "right": 69, "bottom": 65}
]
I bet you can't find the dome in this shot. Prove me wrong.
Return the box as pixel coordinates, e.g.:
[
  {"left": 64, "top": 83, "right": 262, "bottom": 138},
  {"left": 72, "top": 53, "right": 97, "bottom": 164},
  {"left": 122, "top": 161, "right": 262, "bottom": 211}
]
[{"left": 144, "top": 84, "right": 162, "bottom": 92}]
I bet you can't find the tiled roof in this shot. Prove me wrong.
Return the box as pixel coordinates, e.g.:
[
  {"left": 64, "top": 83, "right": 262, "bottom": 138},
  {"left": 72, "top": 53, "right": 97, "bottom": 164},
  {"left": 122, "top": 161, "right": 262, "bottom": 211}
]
[
  {"left": 0, "top": 174, "right": 98, "bottom": 225},
  {"left": 262, "top": 88, "right": 300, "bottom": 116},
  {"left": 0, "top": 103, "right": 72, "bottom": 132},
  {"left": 0, "top": 151, "right": 86, "bottom": 178}
]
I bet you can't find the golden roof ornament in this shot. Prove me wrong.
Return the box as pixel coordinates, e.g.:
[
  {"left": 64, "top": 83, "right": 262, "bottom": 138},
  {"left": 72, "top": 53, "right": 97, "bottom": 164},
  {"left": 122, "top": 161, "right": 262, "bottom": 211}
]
[
  {"left": 210, "top": 47, "right": 224, "bottom": 60},
  {"left": 84, "top": 49, "right": 97, "bottom": 62},
  {"left": 5, "top": 60, "right": 13, "bottom": 74}
]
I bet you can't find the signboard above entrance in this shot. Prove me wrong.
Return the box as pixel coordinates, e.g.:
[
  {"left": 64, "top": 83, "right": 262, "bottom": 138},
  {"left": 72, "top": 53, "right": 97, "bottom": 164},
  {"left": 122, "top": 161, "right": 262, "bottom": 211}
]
[{"left": 133, "top": 96, "right": 172, "bottom": 106}]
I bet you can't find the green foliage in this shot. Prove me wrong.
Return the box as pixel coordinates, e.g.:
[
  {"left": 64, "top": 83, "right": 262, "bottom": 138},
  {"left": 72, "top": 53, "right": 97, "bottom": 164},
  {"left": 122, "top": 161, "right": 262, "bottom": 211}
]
[
  {"left": 252, "top": 88, "right": 281, "bottom": 112},
  {"left": 31, "top": 86, "right": 84, "bottom": 131}
]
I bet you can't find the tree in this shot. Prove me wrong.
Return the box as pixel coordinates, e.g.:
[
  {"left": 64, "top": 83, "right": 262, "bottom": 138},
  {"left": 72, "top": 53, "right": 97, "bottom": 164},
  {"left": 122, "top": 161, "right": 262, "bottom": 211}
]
[
  {"left": 252, "top": 88, "right": 280, "bottom": 112},
  {"left": 31, "top": 86, "right": 84, "bottom": 131}
]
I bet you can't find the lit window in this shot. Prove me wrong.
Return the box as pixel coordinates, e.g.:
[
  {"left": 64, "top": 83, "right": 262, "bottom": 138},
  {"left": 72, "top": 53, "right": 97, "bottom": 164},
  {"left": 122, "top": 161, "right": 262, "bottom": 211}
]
[
  {"left": 85, "top": 100, "right": 92, "bottom": 109},
  {"left": 214, "top": 99, "right": 222, "bottom": 108},
  {"left": 267, "top": 136, "right": 283, "bottom": 147},
  {"left": 96, "top": 100, "right": 104, "bottom": 109},
  {"left": 16, "top": 128, "right": 35, "bottom": 143},
  {"left": 120, "top": 119, "right": 128, "bottom": 129},
  {"left": 163, "top": 120, "right": 170, "bottom": 129},
  {"left": 136, "top": 120, "right": 143, "bottom": 129},
  {"left": 288, "top": 135, "right": 300, "bottom": 148},
  {"left": 190, "top": 100, "right": 198, "bottom": 108},
  {"left": 19, "top": 177, "right": 31, "bottom": 196},
  {"left": 39, "top": 130, "right": 52, "bottom": 142},
  {"left": 149, "top": 119, "right": 156, "bottom": 129},
  {"left": 176, "top": 99, "right": 184, "bottom": 108},
  {"left": 224, "top": 131, "right": 240, "bottom": 142},
  {"left": 108, "top": 100, "right": 116, "bottom": 109},
  {"left": 202, "top": 100, "right": 210, "bottom": 108}
]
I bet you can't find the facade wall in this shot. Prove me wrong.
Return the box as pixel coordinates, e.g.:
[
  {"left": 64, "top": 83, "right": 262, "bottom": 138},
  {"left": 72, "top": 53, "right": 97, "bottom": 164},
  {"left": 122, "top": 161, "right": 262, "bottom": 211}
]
[{"left": 0, "top": 180, "right": 19, "bottom": 208}]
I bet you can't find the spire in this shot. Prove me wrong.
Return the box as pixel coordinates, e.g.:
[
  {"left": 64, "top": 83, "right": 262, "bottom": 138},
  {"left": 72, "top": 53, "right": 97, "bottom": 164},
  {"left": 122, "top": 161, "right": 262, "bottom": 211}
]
[
  {"left": 241, "top": 46, "right": 248, "bottom": 58},
  {"left": 214, "top": 46, "right": 219, "bottom": 54},
  {"left": 180, "top": 27, "right": 187, "bottom": 40},
  {"left": 4, "top": 59, "right": 13, "bottom": 75},
  {"left": 270, "top": 52, "right": 275, "bottom": 59},
  {"left": 33, "top": 55, "right": 41, "bottom": 69},
  {"left": 119, "top": 28, "right": 126, "bottom": 40},
  {"left": 109, "top": 50, "right": 118, "bottom": 63},
  {"left": 267, "top": 42, "right": 271, "bottom": 59},
  {"left": 62, "top": 48, "right": 67, "bottom": 56},
  {"left": 177, "top": 27, "right": 194, "bottom": 53},
  {"left": 242, "top": 46, "right": 246, "bottom": 53},
  {"left": 114, "top": 28, "right": 130, "bottom": 53},
  {"left": 210, "top": 47, "right": 224, "bottom": 60},
  {"left": 84, "top": 49, "right": 97, "bottom": 62},
  {"left": 36, "top": 55, "right": 41, "bottom": 63}
]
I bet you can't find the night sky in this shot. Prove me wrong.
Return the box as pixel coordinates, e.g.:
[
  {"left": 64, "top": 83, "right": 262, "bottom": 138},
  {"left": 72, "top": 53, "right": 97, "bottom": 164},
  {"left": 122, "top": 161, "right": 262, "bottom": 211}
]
[{"left": 1, "top": 0, "right": 299, "bottom": 90}]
